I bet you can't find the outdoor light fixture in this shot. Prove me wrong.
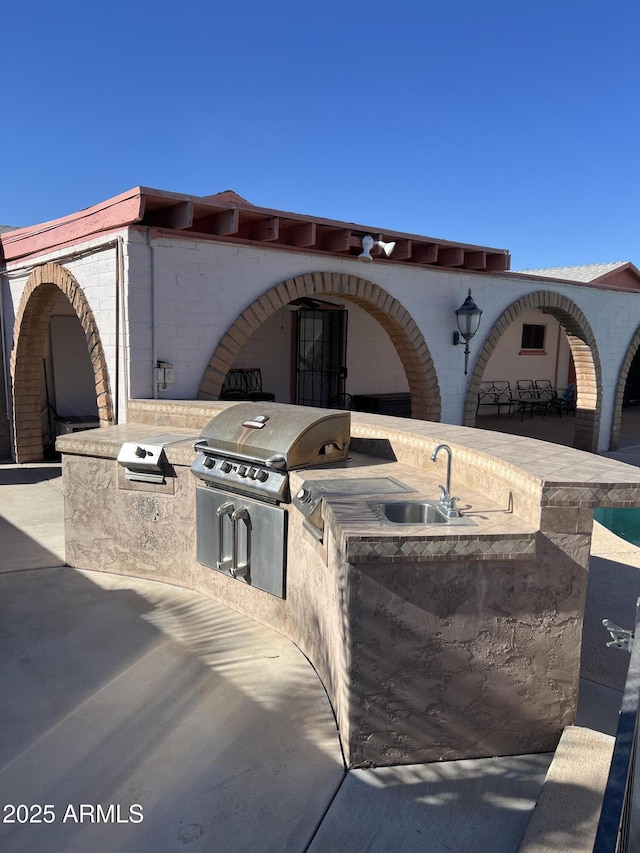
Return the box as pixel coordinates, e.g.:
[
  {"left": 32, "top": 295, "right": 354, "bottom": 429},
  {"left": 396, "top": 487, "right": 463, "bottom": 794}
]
[
  {"left": 454, "top": 289, "right": 483, "bottom": 375},
  {"left": 358, "top": 235, "right": 396, "bottom": 263}
]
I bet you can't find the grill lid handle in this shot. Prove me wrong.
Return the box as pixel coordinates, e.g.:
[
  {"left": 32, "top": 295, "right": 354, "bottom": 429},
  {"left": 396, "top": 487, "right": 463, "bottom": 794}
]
[
  {"left": 242, "top": 414, "right": 270, "bottom": 430},
  {"left": 265, "top": 454, "right": 286, "bottom": 471}
]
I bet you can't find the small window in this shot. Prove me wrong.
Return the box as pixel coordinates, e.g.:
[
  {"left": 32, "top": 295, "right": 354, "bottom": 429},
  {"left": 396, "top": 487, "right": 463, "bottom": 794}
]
[{"left": 521, "top": 323, "right": 546, "bottom": 351}]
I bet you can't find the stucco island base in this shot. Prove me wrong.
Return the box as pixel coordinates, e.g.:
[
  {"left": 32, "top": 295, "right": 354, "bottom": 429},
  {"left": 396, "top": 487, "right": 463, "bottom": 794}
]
[{"left": 58, "top": 402, "right": 640, "bottom": 768}]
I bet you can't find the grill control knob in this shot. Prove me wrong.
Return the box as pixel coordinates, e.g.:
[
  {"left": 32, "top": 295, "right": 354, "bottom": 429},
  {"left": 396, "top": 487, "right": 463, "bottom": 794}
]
[
  {"left": 238, "top": 465, "right": 248, "bottom": 477},
  {"left": 135, "top": 446, "right": 147, "bottom": 458},
  {"left": 220, "top": 461, "right": 232, "bottom": 473},
  {"left": 296, "top": 488, "right": 311, "bottom": 503},
  {"left": 247, "top": 467, "right": 257, "bottom": 479},
  {"left": 256, "top": 470, "right": 268, "bottom": 482},
  {"left": 203, "top": 456, "right": 215, "bottom": 469}
]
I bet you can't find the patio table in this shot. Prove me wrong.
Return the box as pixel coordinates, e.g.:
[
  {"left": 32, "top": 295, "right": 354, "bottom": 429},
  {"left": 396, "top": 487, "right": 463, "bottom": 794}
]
[{"left": 509, "top": 389, "right": 558, "bottom": 422}]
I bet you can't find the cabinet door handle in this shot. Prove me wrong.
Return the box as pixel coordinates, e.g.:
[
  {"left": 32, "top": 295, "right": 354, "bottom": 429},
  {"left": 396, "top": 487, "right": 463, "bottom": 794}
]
[
  {"left": 231, "top": 507, "right": 251, "bottom": 578},
  {"left": 216, "top": 502, "right": 235, "bottom": 569}
]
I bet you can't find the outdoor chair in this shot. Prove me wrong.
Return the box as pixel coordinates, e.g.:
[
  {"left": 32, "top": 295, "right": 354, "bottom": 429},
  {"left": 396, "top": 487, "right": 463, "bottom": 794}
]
[
  {"left": 512, "top": 380, "right": 545, "bottom": 420},
  {"left": 534, "top": 379, "right": 556, "bottom": 416},
  {"left": 219, "top": 368, "right": 275, "bottom": 402},
  {"left": 550, "top": 383, "right": 576, "bottom": 417},
  {"left": 220, "top": 368, "right": 250, "bottom": 400},
  {"left": 328, "top": 393, "right": 353, "bottom": 410},
  {"left": 242, "top": 368, "right": 276, "bottom": 402},
  {"left": 476, "top": 381, "right": 513, "bottom": 419}
]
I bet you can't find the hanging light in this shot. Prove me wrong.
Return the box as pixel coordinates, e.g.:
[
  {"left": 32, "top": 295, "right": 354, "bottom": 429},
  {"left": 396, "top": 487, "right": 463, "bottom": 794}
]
[{"left": 454, "top": 289, "right": 483, "bottom": 375}]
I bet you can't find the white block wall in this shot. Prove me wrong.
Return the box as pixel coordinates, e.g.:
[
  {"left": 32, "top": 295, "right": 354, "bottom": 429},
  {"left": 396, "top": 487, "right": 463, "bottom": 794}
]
[
  {"left": 6, "top": 226, "right": 640, "bottom": 452},
  {"left": 4, "top": 234, "right": 122, "bottom": 420}
]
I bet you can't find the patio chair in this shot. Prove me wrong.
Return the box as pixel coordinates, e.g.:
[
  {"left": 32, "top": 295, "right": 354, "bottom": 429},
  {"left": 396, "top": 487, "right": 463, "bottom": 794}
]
[
  {"left": 242, "top": 368, "right": 276, "bottom": 402},
  {"left": 476, "top": 381, "right": 513, "bottom": 419},
  {"left": 219, "top": 368, "right": 275, "bottom": 402},
  {"left": 534, "top": 379, "right": 556, "bottom": 416},
  {"left": 550, "top": 383, "right": 576, "bottom": 417},
  {"left": 220, "top": 368, "right": 250, "bottom": 400},
  {"left": 328, "top": 393, "right": 353, "bottom": 410},
  {"left": 513, "top": 380, "right": 543, "bottom": 420}
]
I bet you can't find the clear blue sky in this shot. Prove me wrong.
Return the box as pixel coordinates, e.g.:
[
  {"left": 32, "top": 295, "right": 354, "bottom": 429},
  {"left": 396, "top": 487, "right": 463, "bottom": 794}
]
[{"left": 2, "top": 0, "right": 638, "bottom": 270}]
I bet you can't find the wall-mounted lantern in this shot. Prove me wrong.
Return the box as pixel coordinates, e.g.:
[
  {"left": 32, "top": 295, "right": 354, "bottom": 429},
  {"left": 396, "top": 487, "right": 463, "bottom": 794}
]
[{"left": 454, "top": 289, "right": 482, "bottom": 375}]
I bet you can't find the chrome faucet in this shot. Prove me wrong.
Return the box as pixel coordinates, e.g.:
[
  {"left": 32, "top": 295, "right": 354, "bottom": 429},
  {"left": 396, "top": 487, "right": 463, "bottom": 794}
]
[{"left": 431, "top": 444, "right": 460, "bottom": 518}]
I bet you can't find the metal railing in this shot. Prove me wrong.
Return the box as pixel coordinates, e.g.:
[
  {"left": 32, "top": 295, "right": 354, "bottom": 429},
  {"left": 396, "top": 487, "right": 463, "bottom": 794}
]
[{"left": 594, "top": 598, "right": 640, "bottom": 852}]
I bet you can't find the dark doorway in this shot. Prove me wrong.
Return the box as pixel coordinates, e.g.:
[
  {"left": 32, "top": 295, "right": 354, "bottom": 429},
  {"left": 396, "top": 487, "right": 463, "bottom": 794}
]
[
  {"left": 624, "top": 348, "right": 640, "bottom": 406},
  {"left": 295, "top": 307, "right": 347, "bottom": 407}
]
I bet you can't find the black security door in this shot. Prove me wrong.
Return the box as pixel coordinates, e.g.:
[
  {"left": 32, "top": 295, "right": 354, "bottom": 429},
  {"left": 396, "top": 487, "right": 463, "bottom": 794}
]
[{"left": 296, "top": 307, "right": 347, "bottom": 407}]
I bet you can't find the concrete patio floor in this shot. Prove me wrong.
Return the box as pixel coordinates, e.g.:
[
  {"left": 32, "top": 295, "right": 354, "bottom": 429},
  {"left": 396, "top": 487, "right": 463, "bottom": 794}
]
[{"left": 0, "top": 440, "right": 638, "bottom": 851}]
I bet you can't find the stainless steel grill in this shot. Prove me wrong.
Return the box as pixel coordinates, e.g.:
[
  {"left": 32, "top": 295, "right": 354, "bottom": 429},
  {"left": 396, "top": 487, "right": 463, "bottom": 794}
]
[
  {"left": 191, "top": 402, "right": 350, "bottom": 503},
  {"left": 191, "top": 403, "right": 351, "bottom": 597}
]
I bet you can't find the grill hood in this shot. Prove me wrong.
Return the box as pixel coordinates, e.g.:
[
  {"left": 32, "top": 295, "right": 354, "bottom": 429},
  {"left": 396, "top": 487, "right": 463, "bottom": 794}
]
[{"left": 197, "top": 402, "right": 350, "bottom": 468}]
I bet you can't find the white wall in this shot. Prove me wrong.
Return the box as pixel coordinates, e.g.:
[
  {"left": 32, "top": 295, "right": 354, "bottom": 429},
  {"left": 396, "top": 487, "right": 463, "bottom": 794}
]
[
  {"left": 5, "top": 235, "right": 123, "bottom": 419},
  {"left": 7, "top": 227, "right": 640, "bottom": 452}
]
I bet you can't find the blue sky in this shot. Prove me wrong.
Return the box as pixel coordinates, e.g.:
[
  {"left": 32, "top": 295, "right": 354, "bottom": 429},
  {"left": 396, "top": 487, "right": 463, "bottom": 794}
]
[{"left": 2, "top": 0, "right": 638, "bottom": 269}]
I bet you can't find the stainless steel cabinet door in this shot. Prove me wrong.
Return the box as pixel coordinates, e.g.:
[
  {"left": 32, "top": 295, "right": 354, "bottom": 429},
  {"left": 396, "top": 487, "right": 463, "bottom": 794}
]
[{"left": 196, "top": 487, "right": 287, "bottom": 599}]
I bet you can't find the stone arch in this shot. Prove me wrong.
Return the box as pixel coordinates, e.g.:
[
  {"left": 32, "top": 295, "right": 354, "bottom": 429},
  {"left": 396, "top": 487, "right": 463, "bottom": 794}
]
[
  {"left": 197, "top": 271, "right": 441, "bottom": 421},
  {"left": 610, "top": 326, "right": 640, "bottom": 450},
  {"left": 10, "top": 262, "right": 113, "bottom": 462},
  {"left": 463, "top": 291, "right": 602, "bottom": 453}
]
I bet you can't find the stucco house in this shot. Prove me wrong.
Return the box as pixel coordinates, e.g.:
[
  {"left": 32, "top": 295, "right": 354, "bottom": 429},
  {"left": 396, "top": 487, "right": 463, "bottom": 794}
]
[{"left": 1, "top": 186, "right": 639, "bottom": 462}]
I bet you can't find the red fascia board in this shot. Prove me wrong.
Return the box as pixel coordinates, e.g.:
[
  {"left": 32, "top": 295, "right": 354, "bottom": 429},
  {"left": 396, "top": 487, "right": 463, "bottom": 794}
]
[
  {"left": 136, "top": 185, "right": 510, "bottom": 255},
  {"left": 0, "top": 188, "right": 146, "bottom": 262}
]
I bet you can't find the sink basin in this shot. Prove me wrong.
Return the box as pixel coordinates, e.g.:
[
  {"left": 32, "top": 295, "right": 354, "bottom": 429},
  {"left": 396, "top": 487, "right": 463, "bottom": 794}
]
[{"left": 370, "top": 500, "right": 476, "bottom": 527}]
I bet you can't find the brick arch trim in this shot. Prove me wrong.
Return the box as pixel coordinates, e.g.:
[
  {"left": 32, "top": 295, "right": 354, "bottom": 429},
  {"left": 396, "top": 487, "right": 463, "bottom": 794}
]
[
  {"left": 197, "top": 271, "right": 441, "bottom": 421},
  {"left": 10, "top": 262, "right": 113, "bottom": 463},
  {"left": 610, "top": 326, "right": 640, "bottom": 451},
  {"left": 463, "top": 290, "right": 602, "bottom": 453}
]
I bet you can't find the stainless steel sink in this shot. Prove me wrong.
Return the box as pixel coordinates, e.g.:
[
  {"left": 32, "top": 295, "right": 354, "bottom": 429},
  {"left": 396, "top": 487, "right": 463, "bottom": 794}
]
[{"left": 370, "top": 500, "right": 476, "bottom": 526}]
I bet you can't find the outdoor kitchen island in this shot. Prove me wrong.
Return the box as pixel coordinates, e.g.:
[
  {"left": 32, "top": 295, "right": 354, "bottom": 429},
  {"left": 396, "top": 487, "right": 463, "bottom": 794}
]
[{"left": 57, "top": 400, "right": 640, "bottom": 769}]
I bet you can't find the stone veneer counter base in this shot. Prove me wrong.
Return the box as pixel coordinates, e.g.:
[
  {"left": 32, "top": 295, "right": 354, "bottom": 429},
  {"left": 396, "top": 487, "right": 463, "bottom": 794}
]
[{"left": 57, "top": 401, "right": 640, "bottom": 767}]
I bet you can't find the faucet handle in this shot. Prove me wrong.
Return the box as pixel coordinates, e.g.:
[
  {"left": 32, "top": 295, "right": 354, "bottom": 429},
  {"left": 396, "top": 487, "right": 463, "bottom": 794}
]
[
  {"left": 438, "top": 485, "right": 447, "bottom": 502},
  {"left": 443, "top": 496, "right": 461, "bottom": 518}
]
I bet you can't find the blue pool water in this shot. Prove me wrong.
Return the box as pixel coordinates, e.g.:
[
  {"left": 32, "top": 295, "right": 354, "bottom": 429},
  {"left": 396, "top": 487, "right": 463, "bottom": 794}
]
[{"left": 594, "top": 507, "right": 640, "bottom": 547}]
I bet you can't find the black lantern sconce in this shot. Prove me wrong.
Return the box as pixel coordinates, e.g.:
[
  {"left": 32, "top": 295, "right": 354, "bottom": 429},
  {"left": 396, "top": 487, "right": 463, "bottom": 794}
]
[{"left": 453, "top": 289, "right": 482, "bottom": 375}]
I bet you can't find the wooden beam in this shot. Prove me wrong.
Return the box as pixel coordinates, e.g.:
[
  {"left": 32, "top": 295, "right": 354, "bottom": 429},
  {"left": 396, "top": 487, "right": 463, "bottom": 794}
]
[
  {"left": 463, "top": 251, "right": 486, "bottom": 270},
  {"left": 391, "top": 239, "right": 412, "bottom": 261},
  {"left": 252, "top": 216, "right": 280, "bottom": 242},
  {"left": 438, "top": 247, "right": 465, "bottom": 267},
  {"left": 411, "top": 243, "right": 438, "bottom": 264},
  {"left": 192, "top": 208, "right": 240, "bottom": 236},
  {"left": 323, "top": 229, "right": 352, "bottom": 252},
  {"left": 486, "top": 252, "right": 510, "bottom": 272},
  {"left": 144, "top": 200, "right": 193, "bottom": 230},
  {"left": 285, "top": 221, "right": 317, "bottom": 247}
]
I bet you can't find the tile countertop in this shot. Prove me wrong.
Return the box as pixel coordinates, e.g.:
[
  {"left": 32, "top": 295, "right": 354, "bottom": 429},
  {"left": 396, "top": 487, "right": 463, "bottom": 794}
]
[
  {"left": 56, "top": 412, "right": 640, "bottom": 490},
  {"left": 56, "top": 413, "right": 640, "bottom": 564},
  {"left": 288, "top": 455, "right": 538, "bottom": 564}
]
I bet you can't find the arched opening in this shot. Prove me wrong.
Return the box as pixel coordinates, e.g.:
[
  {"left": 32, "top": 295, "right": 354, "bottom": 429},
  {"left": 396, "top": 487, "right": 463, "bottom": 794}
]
[
  {"left": 611, "top": 327, "right": 640, "bottom": 451},
  {"left": 197, "top": 272, "right": 441, "bottom": 422},
  {"left": 11, "top": 262, "right": 113, "bottom": 463},
  {"left": 464, "top": 291, "right": 601, "bottom": 453}
]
